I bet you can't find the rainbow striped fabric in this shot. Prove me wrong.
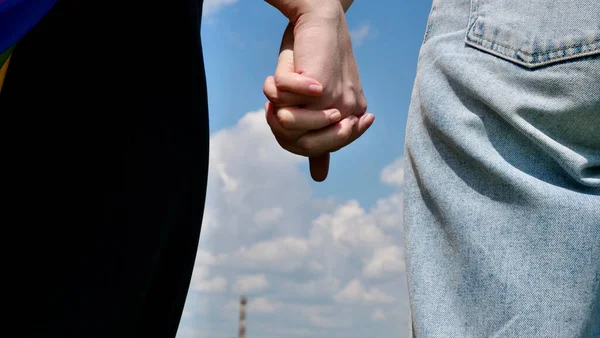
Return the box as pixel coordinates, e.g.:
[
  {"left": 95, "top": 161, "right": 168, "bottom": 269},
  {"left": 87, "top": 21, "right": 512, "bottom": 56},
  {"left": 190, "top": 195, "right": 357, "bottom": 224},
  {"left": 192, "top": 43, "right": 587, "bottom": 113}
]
[{"left": 1, "top": 0, "right": 57, "bottom": 92}]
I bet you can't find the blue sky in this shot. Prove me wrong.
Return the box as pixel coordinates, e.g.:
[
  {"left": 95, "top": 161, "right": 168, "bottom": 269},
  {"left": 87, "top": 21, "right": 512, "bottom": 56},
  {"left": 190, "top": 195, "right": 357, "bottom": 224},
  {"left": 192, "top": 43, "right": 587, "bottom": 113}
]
[{"left": 177, "top": 1, "right": 432, "bottom": 337}]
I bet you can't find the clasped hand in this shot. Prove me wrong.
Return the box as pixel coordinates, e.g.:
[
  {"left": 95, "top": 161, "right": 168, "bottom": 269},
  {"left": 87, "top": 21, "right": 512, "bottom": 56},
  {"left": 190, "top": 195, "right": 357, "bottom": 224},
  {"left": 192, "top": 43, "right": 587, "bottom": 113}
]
[{"left": 263, "top": 7, "right": 375, "bottom": 182}]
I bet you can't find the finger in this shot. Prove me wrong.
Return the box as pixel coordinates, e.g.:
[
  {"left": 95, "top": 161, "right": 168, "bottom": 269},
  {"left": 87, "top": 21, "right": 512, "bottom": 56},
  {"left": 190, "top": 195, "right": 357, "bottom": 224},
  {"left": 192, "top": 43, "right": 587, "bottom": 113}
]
[
  {"left": 275, "top": 51, "right": 323, "bottom": 96},
  {"left": 274, "top": 24, "right": 324, "bottom": 97},
  {"left": 309, "top": 153, "right": 330, "bottom": 182},
  {"left": 265, "top": 101, "right": 305, "bottom": 141},
  {"left": 293, "top": 115, "right": 358, "bottom": 157},
  {"left": 330, "top": 112, "right": 375, "bottom": 153},
  {"left": 307, "top": 113, "right": 374, "bottom": 182},
  {"left": 274, "top": 73, "right": 323, "bottom": 96},
  {"left": 269, "top": 115, "right": 356, "bottom": 158},
  {"left": 263, "top": 76, "right": 318, "bottom": 107},
  {"left": 274, "top": 112, "right": 375, "bottom": 157},
  {"left": 354, "top": 89, "right": 368, "bottom": 118},
  {"left": 276, "top": 106, "right": 342, "bottom": 131}
]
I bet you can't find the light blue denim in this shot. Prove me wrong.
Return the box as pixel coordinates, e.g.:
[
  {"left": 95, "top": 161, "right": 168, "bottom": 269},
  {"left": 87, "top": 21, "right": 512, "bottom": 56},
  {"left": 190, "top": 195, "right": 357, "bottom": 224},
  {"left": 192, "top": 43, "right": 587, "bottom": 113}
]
[{"left": 403, "top": 0, "right": 600, "bottom": 337}]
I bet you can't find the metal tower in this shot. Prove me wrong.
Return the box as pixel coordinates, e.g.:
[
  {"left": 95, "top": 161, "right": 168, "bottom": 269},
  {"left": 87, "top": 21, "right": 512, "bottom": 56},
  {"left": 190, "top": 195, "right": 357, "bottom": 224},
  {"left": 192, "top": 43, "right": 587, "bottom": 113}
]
[{"left": 238, "top": 296, "right": 247, "bottom": 338}]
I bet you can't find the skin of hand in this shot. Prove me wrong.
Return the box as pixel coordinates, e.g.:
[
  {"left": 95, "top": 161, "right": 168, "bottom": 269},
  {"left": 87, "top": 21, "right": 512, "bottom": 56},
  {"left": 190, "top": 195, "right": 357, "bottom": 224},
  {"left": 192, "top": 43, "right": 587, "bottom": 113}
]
[
  {"left": 263, "top": 24, "right": 375, "bottom": 180},
  {"left": 263, "top": 0, "right": 374, "bottom": 181}
]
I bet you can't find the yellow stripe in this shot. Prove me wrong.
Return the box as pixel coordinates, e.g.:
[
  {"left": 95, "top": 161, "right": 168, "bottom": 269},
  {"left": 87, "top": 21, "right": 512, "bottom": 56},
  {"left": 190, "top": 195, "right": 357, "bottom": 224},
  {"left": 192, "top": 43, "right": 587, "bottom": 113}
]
[{"left": 0, "top": 54, "right": 12, "bottom": 93}]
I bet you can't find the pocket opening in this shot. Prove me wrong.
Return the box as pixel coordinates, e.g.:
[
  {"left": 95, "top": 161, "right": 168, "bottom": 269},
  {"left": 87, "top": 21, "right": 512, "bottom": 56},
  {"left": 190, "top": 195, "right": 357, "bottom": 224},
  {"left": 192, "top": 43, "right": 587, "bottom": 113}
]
[{"left": 465, "top": 0, "right": 600, "bottom": 68}]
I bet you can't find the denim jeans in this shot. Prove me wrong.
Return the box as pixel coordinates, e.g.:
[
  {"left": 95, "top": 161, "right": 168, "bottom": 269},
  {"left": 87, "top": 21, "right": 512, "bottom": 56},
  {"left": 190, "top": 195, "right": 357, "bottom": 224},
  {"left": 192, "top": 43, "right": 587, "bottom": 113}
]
[{"left": 403, "top": 0, "right": 600, "bottom": 337}]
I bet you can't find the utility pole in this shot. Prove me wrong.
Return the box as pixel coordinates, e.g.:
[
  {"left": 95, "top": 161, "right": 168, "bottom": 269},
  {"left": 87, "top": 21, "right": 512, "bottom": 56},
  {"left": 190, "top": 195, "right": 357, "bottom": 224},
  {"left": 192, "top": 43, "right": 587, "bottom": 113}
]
[{"left": 238, "top": 296, "right": 247, "bottom": 338}]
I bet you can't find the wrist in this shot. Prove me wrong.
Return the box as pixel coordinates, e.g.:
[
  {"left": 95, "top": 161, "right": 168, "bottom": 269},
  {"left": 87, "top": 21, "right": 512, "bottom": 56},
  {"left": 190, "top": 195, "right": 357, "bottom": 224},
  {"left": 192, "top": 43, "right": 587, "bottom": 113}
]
[{"left": 267, "top": 0, "right": 342, "bottom": 23}]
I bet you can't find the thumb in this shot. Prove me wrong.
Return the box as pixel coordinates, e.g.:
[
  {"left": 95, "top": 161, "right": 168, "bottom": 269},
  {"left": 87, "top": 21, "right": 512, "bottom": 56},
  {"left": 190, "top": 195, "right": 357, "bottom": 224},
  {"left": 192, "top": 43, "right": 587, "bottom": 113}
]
[
  {"left": 309, "top": 153, "right": 330, "bottom": 182},
  {"left": 275, "top": 23, "right": 323, "bottom": 96}
]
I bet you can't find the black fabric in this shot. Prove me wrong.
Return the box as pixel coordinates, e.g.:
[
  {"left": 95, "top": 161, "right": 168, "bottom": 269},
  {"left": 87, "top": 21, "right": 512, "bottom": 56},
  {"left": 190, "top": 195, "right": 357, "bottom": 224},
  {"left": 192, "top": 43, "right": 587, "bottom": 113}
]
[{"left": 2, "top": 1, "right": 208, "bottom": 337}]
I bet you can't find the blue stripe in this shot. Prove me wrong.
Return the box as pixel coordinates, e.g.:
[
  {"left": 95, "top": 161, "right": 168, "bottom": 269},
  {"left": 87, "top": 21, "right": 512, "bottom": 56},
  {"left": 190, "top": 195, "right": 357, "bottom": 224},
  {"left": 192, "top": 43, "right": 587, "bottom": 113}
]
[{"left": 0, "top": 0, "right": 57, "bottom": 53}]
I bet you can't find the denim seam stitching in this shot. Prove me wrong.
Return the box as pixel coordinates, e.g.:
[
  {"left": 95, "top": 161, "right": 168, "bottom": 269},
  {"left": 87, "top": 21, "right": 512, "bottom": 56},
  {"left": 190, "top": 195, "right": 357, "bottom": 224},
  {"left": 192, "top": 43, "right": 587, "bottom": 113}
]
[
  {"left": 465, "top": 0, "right": 480, "bottom": 49},
  {"left": 469, "top": 32, "right": 600, "bottom": 57},
  {"left": 466, "top": 0, "right": 600, "bottom": 64}
]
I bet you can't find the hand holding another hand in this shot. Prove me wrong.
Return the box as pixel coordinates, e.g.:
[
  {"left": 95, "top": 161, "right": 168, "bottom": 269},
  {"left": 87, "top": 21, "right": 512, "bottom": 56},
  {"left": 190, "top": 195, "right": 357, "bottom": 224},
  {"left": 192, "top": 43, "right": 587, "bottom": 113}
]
[{"left": 263, "top": 6, "right": 374, "bottom": 181}]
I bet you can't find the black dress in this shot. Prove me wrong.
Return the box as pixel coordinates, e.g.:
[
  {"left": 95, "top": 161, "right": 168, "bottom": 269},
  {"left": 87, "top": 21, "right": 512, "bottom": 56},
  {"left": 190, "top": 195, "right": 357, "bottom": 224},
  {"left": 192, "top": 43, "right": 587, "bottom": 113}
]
[{"left": 2, "top": 1, "right": 208, "bottom": 337}]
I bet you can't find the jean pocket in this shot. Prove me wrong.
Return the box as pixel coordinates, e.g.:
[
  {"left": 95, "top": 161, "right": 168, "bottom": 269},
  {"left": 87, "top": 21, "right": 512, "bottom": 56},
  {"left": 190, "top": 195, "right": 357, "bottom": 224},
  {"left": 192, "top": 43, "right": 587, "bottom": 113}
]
[{"left": 465, "top": 0, "right": 600, "bottom": 68}]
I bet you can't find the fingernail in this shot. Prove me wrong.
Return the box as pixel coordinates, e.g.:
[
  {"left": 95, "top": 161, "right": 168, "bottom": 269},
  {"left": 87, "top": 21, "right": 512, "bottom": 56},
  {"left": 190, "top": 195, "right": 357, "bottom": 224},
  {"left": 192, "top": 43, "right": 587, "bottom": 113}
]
[
  {"left": 361, "top": 113, "right": 375, "bottom": 123},
  {"left": 329, "top": 111, "right": 342, "bottom": 122},
  {"left": 308, "top": 84, "right": 322, "bottom": 94}
]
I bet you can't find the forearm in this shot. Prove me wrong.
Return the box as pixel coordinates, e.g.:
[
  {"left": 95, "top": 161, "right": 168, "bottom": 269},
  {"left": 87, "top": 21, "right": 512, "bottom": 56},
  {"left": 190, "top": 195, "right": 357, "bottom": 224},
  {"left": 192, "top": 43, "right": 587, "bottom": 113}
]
[{"left": 265, "top": 0, "right": 354, "bottom": 21}]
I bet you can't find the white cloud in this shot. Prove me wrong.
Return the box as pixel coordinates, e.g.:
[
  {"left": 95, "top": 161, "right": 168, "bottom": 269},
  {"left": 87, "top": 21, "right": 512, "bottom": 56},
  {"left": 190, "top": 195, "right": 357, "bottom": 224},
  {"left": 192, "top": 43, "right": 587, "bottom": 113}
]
[
  {"left": 195, "top": 249, "right": 222, "bottom": 266},
  {"left": 280, "top": 276, "right": 341, "bottom": 300},
  {"left": 363, "top": 246, "right": 406, "bottom": 278},
  {"left": 190, "top": 251, "right": 229, "bottom": 293},
  {"left": 216, "top": 163, "right": 239, "bottom": 192},
  {"left": 200, "top": 110, "right": 311, "bottom": 249},
  {"left": 309, "top": 200, "right": 388, "bottom": 252},
  {"left": 233, "top": 274, "right": 270, "bottom": 294},
  {"left": 308, "top": 260, "right": 325, "bottom": 273},
  {"left": 250, "top": 297, "right": 282, "bottom": 313},
  {"left": 371, "top": 193, "right": 403, "bottom": 230},
  {"left": 253, "top": 207, "right": 284, "bottom": 226},
  {"left": 381, "top": 157, "right": 404, "bottom": 187},
  {"left": 308, "top": 313, "right": 334, "bottom": 328},
  {"left": 371, "top": 309, "right": 387, "bottom": 321},
  {"left": 224, "top": 298, "right": 242, "bottom": 313},
  {"left": 228, "top": 237, "right": 309, "bottom": 272},
  {"left": 350, "top": 24, "right": 371, "bottom": 47},
  {"left": 248, "top": 324, "right": 316, "bottom": 337},
  {"left": 300, "top": 306, "right": 336, "bottom": 328},
  {"left": 202, "top": 0, "right": 238, "bottom": 17},
  {"left": 334, "top": 279, "right": 395, "bottom": 304},
  {"left": 191, "top": 267, "right": 228, "bottom": 293},
  {"left": 311, "top": 197, "right": 338, "bottom": 213},
  {"left": 179, "top": 109, "right": 410, "bottom": 338}
]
